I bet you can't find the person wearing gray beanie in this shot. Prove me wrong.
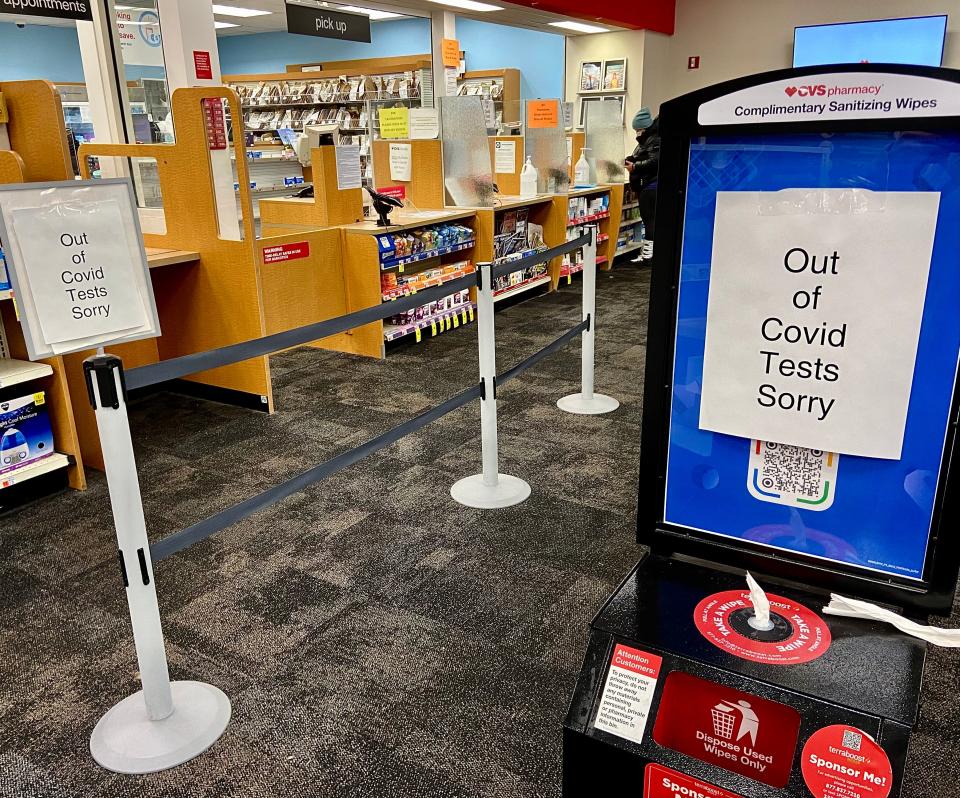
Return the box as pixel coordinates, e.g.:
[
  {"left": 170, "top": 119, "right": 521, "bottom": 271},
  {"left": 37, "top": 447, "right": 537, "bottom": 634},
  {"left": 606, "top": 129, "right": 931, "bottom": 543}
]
[{"left": 625, "top": 107, "right": 660, "bottom": 263}]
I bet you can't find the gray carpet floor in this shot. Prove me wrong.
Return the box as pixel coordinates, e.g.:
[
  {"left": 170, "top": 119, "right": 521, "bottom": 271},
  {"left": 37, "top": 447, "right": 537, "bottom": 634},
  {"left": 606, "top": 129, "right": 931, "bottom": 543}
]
[{"left": 0, "top": 264, "right": 957, "bottom": 797}]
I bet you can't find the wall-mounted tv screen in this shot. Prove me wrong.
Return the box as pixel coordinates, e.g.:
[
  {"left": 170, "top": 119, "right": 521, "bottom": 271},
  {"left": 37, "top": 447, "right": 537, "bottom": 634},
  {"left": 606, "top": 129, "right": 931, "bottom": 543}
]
[{"left": 794, "top": 15, "right": 947, "bottom": 67}]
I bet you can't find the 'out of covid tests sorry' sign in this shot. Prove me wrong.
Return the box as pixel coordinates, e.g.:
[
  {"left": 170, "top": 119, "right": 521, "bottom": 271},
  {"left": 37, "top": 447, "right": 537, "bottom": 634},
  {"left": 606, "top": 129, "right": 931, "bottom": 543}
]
[
  {"left": 699, "top": 190, "right": 939, "bottom": 460},
  {"left": 0, "top": 180, "right": 159, "bottom": 359}
]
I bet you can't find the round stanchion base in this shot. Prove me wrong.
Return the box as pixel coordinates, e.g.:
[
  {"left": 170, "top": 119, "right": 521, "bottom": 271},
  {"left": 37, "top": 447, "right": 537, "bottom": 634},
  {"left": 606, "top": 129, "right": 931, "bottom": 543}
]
[
  {"left": 450, "top": 474, "right": 531, "bottom": 509},
  {"left": 557, "top": 393, "right": 620, "bottom": 415},
  {"left": 90, "top": 680, "right": 231, "bottom": 774}
]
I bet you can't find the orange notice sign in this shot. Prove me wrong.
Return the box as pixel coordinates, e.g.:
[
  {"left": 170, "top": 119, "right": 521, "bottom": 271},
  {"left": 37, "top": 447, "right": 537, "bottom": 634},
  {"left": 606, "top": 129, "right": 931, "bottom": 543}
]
[
  {"left": 441, "top": 38, "right": 460, "bottom": 68},
  {"left": 527, "top": 99, "right": 559, "bottom": 129}
]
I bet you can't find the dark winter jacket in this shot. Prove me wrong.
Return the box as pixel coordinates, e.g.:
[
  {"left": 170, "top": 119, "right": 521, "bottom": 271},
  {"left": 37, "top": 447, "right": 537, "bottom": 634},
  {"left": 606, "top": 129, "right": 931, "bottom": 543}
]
[{"left": 625, "top": 118, "right": 660, "bottom": 195}]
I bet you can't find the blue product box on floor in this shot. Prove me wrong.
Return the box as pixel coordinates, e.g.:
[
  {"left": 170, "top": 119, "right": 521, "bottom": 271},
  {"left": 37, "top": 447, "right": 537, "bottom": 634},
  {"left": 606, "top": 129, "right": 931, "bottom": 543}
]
[{"left": 0, "top": 392, "right": 54, "bottom": 474}]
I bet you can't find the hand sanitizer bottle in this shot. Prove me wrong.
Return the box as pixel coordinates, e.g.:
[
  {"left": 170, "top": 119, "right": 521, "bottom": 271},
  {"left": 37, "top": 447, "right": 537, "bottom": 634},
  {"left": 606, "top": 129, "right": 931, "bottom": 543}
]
[
  {"left": 520, "top": 156, "right": 539, "bottom": 198},
  {"left": 574, "top": 148, "right": 593, "bottom": 187}
]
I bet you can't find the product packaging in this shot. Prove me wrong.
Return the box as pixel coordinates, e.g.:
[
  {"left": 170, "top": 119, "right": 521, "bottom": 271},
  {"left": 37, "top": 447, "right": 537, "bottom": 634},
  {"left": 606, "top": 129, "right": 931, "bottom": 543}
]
[{"left": 0, "top": 392, "right": 54, "bottom": 475}]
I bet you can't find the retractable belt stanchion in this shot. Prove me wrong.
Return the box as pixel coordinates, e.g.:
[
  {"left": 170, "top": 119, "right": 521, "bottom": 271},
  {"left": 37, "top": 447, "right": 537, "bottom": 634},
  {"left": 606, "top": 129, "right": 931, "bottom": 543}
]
[
  {"left": 558, "top": 224, "right": 620, "bottom": 415},
  {"left": 450, "top": 261, "right": 532, "bottom": 509},
  {"left": 83, "top": 354, "right": 230, "bottom": 774}
]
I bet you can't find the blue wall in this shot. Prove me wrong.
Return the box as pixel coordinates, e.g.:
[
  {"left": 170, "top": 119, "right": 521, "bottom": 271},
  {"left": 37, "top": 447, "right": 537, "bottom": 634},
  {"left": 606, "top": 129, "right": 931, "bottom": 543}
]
[
  {"left": 0, "top": 22, "right": 82, "bottom": 82},
  {"left": 217, "top": 18, "right": 432, "bottom": 75},
  {"left": 456, "top": 17, "right": 565, "bottom": 99},
  {"left": 0, "top": 17, "right": 566, "bottom": 100},
  {"left": 216, "top": 16, "right": 566, "bottom": 100}
]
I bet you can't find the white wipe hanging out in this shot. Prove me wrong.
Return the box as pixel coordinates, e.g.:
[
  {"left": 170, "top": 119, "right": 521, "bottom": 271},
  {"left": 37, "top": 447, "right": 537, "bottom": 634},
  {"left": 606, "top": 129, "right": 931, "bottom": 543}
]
[
  {"left": 746, "top": 572, "right": 775, "bottom": 631},
  {"left": 823, "top": 594, "right": 960, "bottom": 647}
]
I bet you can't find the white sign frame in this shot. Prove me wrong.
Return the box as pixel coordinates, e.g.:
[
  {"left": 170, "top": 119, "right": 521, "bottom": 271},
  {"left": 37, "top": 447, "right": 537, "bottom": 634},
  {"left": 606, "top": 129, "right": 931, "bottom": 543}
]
[
  {"left": 698, "top": 71, "right": 960, "bottom": 126},
  {"left": 0, "top": 179, "right": 160, "bottom": 360}
]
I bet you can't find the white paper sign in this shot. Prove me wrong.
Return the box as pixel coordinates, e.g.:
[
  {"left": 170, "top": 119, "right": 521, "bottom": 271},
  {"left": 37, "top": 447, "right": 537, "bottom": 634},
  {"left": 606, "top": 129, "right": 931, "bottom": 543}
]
[
  {"left": 389, "top": 143, "right": 412, "bottom": 182},
  {"left": 115, "top": 7, "right": 164, "bottom": 68},
  {"left": 0, "top": 182, "right": 159, "bottom": 358},
  {"left": 444, "top": 67, "right": 459, "bottom": 98},
  {"left": 699, "top": 71, "right": 960, "bottom": 126},
  {"left": 593, "top": 644, "right": 662, "bottom": 744},
  {"left": 700, "top": 190, "right": 939, "bottom": 459},
  {"left": 494, "top": 140, "right": 516, "bottom": 174},
  {"left": 335, "top": 145, "right": 362, "bottom": 190},
  {"left": 408, "top": 108, "right": 439, "bottom": 140},
  {"left": 481, "top": 97, "right": 497, "bottom": 130},
  {"left": 13, "top": 201, "right": 147, "bottom": 345}
]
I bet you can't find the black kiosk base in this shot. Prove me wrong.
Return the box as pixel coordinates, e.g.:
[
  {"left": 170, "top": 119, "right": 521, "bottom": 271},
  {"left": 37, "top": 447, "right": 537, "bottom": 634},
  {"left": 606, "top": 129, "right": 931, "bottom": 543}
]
[
  {"left": 562, "top": 64, "right": 960, "bottom": 798},
  {"left": 563, "top": 553, "right": 923, "bottom": 797}
]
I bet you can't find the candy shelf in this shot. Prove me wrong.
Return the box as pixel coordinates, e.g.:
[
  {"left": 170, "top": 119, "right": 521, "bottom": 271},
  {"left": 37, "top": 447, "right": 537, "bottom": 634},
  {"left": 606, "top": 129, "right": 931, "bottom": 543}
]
[
  {"left": 380, "top": 240, "right": 475, "bottom": 272},
  {"left": 383, "top": 302, "right": 477, "bottom": 342},
  {"left": 381, "top": 264, "right": 475, "bottom": 302}
]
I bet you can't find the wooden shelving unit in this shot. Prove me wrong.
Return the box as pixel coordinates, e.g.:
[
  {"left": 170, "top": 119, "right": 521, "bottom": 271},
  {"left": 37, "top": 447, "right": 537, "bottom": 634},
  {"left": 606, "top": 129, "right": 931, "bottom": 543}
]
[
  {"left": 457, "top": 69, "right": 521, "bottom": 130},
  {"left": 554, "top": 185, "right": 625, "bottom": 286},
  {"left": 468, "top": 195, "right": 564, "bottom": 302},
  {"left": 0, "top": 79, "right": 87, "bottom": 494},
  {"left": 225, "top": 57, "right": 434, "bottom": 189},
  {"left": 615, "top": 182, "right": 645, "bottom": 258},
  {"left": 340, "top": 210, "right": 480, "bottom": 358}
]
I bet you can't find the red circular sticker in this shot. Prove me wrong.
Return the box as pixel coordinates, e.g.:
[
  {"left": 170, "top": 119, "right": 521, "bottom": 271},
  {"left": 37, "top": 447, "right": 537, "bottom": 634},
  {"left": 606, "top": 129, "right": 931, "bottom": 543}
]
[
  {"left": 802, "top": 725, "right": 893, "bottom": 798},
  {"left": 694, "top": 589, "right": 831, "bottom": 665}
]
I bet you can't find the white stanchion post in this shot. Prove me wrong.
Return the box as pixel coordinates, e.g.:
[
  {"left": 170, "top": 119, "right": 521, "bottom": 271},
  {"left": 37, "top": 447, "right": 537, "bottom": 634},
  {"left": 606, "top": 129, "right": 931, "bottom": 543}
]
[
  {"left": 451, "top": 262, "right": 531, "bottom": 509},
  {"left": 84, "top": 354, "right": 230, "bottom": 774},
  {"left": 558, "top": 225, "right": 620, "bottom": 415}
]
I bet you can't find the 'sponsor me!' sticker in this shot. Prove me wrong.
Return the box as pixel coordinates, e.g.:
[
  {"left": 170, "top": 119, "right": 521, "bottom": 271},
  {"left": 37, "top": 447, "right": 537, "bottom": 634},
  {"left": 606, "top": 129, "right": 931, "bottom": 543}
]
[
  {"left": 802, "top": 725, "right": 893, "bottom": 798},
  {"left": 694, "top": 589, "right": 831, "bottom": 665}
]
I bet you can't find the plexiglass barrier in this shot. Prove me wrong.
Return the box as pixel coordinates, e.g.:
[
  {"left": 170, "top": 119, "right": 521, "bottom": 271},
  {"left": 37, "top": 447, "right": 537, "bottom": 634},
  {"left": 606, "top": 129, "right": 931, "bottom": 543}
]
[
  {"left": 524, "top": 99, "right": 570, "bottom": 195},
  {"left": 584, "top": 99, "right": 627, "bottom": 185},
  {"left": 440, "top": 96, "right": 497, "bottom": 207}
]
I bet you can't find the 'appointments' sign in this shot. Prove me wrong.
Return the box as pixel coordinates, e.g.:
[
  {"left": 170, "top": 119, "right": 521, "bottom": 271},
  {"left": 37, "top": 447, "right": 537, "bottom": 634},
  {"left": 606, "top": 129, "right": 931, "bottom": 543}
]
[
  {"left": 0, "top": 180, "right": 159, "bottom": 359},
  {"left": 0, "top": 0, "right": 92, "bottom": 21},
  {"left": 699, "top": 190, "right": 939, "bottom": 460},
  {"left": 285, "top": 2, "right": 370, "bottom": 43}
]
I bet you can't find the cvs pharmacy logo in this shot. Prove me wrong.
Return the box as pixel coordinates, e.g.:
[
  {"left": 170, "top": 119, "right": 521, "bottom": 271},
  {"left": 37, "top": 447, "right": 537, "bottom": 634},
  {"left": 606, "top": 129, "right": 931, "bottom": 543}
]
[{"left": 785, "top": 85, "right": 827, "bottom": 97}]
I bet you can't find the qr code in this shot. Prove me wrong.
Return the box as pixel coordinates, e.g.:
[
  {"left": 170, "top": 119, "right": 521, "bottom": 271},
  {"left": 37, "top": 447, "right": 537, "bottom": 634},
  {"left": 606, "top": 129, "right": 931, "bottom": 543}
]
[
  {"left": 747, "top": 440, "right": 839, "bottom": 511},
  {"left": 842, "top": 729, "right": 863, "bottom": 752}
]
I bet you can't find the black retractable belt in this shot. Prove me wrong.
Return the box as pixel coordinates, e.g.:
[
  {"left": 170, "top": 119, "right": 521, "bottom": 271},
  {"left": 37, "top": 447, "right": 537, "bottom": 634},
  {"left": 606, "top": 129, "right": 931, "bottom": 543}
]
[
  {"left": 126, "top": 273, "right": 477, "bottom": 390},
  {"left": 151, "top": 383, "right": 484, "bottom": 561}
]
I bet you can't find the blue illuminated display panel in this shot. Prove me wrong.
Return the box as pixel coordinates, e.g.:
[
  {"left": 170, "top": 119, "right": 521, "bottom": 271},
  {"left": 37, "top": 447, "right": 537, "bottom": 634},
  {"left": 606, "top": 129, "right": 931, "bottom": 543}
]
[{"left": 664, "top": 131, "right": 960, "bottom": 581}]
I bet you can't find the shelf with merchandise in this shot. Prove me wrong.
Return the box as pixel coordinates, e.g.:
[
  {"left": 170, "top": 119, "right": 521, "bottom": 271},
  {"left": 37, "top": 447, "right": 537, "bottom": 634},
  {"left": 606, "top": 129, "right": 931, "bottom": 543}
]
[
  {"left": 381, "top": 260, "right": 475, "bottom": 302},
  {"left": 494, "top": 274, "right": 551, "bottom": 301},
  {"left": 227, "top": 61, "right": 434, "bottom": 193},
  {"left": 561, "top": 185, "right": 625, "bottom": 274},
  {"left": 384, "top": 300, "right": 476, "bottom": 342}
]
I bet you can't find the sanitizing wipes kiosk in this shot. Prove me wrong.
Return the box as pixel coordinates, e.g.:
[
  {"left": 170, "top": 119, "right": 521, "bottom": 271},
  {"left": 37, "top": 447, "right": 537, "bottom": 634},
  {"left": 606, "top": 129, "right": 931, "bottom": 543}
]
[{"left": 563, "top": 64, "right": 960, "bottom": 798}]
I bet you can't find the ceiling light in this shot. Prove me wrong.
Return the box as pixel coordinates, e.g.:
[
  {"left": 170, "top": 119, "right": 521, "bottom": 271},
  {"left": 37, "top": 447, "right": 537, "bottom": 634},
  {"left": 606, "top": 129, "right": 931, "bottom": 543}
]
[
  {"left": 211, "top": 4, "right": 271, "bottom": 17},
  {"left": 425, "top": 0, "right": 502, "bottom": 12},
  {"left": 215, "top": 20, "right": 240, "bottom": 28},
  {"left": 340, "top": 5, "right": 402, "bottom": 19},
  {"left": 549, "top": 20, "right": 609, "bottom": 33}
]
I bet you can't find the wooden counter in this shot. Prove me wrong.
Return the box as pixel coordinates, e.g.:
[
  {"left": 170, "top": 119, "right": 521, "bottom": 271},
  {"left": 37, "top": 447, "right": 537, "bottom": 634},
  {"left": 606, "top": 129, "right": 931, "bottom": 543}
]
[{"left": 145, "top": 247, "right": 200, "bottom": 269}]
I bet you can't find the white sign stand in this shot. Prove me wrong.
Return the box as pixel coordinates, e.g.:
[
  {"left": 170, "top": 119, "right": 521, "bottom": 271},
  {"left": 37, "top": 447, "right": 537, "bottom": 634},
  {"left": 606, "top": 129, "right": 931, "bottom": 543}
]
[
  {"left": 558, "top": 226, "right": 620, "bottom": 415},
  {"left": 450, "top": 262, "right": 531, "bottom": 509},
  {"left": 85, "top": 354, "right": 230, "bottom": 774}
]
